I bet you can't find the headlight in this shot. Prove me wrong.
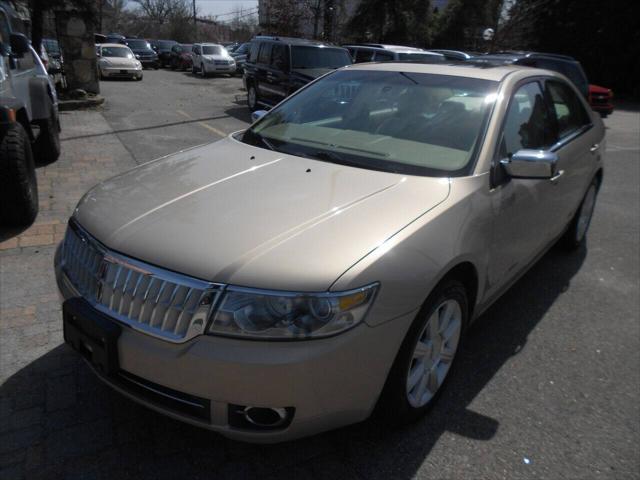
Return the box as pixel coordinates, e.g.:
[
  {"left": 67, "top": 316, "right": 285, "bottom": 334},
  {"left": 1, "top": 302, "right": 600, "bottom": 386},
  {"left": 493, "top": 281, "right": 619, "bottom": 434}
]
[
  {"left": 135, "top": 60, "right": 142, "bottom": 68},
  {"left": 208, "top": 283, "right": 378, "bottom": 339}
]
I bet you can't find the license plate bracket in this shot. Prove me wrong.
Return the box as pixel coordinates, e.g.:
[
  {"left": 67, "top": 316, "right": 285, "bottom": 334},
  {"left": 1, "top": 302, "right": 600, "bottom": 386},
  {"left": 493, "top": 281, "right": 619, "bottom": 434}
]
[{"left": 63, "top": 298, "right": 121, "bottom": 376}]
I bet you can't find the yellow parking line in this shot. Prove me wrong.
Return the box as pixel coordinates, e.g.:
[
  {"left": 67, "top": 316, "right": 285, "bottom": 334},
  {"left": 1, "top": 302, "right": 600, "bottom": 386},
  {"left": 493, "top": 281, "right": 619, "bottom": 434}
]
[{"left": 176, "top": 110, "right": 227, "bottom": 137}]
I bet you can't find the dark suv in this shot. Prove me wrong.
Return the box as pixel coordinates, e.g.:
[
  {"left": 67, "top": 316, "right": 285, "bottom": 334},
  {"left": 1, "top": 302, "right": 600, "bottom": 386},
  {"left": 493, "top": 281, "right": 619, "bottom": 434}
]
[
  {"left": 243, "top": 36, "right": 352, "bottom": 111},
  {"left": 471, "top": 51, "right": 589, "bottom": 98},
  {"left": 122, "top": 38, "right": 158, "bottom": 69}
]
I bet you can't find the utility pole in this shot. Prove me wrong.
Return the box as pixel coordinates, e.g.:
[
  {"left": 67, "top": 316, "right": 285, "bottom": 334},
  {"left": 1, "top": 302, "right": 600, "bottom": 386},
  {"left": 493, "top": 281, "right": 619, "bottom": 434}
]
[
  {"left": 99, "top": 0, "right": 103, "bottom": 33},
  {"left": 193, "top": 0, "right": 197, "bottom": 25}
]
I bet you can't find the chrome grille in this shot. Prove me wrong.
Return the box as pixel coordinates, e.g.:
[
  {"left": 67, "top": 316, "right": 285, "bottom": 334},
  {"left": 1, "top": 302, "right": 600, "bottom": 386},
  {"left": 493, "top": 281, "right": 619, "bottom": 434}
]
[{"left": 61, "top": 221, "right": 222, "bottom": 343}]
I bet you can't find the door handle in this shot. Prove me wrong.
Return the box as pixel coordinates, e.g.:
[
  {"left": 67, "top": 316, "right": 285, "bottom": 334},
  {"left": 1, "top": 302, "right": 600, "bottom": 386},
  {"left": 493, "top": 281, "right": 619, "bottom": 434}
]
[
  {"left": 590, "top": 143, "right": 600, "bottom": 152},
  {"left": 550, "top": 169, "right": 564, "bottom": 183}
]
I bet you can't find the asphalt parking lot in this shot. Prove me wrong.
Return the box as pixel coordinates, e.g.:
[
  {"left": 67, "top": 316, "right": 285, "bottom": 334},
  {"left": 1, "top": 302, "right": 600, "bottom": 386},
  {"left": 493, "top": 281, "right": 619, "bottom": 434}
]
[{"left": 0, "top": 69, "right": 638, "bottom": 480}]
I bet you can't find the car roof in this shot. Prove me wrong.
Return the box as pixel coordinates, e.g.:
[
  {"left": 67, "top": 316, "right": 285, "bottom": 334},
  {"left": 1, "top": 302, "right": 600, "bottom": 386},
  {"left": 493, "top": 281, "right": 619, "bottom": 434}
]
[
  {"left": 344, "top": 61, "right": 533, "bottom": 81},
  {"left": 345, "top": 44, "right": 439, "bottom": 55},
  {"left": 252, "top": 36, "right": 337, "bottom": 47},
  {"left": 194, "top": 43, "right": 223, "bottom": 47},
  {"left": 99, "top": 43, "right": 130, "bottom": 48}
]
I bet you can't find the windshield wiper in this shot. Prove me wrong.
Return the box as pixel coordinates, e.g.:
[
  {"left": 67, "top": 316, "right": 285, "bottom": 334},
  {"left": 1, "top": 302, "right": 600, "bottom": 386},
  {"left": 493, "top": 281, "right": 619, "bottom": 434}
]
[{"left": 248, "top": 130, "right": 275, "bottom": 151}]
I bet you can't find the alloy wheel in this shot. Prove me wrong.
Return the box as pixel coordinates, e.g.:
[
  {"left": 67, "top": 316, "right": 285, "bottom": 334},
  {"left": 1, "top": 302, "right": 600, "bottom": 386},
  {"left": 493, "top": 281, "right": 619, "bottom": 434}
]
[{"left": 406, "top": 299, "right": 462, "bottom": 408}]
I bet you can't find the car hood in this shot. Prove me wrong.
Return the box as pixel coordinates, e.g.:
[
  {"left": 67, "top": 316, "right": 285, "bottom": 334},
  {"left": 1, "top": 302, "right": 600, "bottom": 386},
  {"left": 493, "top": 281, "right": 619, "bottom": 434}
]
[
  {"left": 103, "top": 57, "right": 139, "bottom": 68},
  {"left": 130, "top": 48, "right": 155, "bottom": 55},
  {"left": 589, "top": 84, "right": 611, "bottom": 94},
  {"left": 74, "top": 136, "right": 450, "bottom": 291}
]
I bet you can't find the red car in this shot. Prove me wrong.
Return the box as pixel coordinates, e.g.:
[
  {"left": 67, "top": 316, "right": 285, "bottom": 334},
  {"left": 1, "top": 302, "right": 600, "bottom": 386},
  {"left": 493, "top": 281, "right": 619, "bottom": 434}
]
[
  {"left": 589, "top": 84, "right": 614, "bottom": 118},
  {"left": 169, "top": 44, "right": 193, "bottom": 71}
]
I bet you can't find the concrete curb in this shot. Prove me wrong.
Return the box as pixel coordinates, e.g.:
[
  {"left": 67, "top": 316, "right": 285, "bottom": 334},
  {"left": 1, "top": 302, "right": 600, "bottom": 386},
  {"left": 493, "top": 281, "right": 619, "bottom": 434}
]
[{"left": 58, "top": 96, "right": 105, "bottom": 111}]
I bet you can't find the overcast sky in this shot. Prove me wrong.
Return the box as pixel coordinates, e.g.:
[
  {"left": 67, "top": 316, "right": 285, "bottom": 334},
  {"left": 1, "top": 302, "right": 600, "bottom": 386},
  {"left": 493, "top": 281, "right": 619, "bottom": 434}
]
[{"left": 196, "top": 0, "right": 258, "bottom": 18}]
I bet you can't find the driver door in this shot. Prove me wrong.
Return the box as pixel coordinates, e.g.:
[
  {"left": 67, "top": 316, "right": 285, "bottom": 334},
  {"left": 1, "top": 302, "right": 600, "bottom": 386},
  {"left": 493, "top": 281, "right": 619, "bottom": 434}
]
[{"left": 486, "top": 80, "right": 560, "bottom": 297}]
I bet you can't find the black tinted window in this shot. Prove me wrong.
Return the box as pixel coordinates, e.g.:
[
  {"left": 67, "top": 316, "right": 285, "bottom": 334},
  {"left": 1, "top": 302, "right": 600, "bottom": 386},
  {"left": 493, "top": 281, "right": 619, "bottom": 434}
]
[
  {"left": 258, "top": 43, "right": 272, "bottom": 64},
  {"left": 248, "top": 42, "right": 260, "bottom": 62},
  {"left": 354, "top": 49, "right": 374, "bottom": 63},
  {"left": 126, "top": 39, "right": 150, "bottom": 49},
  {"left": 546, "top": 80, "right": 591, "bottom": 139},
  {"left": 501, "top": 82, "right": 555, "bottom": 156},
  {"left": 291, "top": 46, "right": 351, "bottom": 69},
  {"left": 375, "top": 51, "right": 394, "bottom": 61},
  {"left": 271, "top": 44, "right": 288, "bottom": 70}
]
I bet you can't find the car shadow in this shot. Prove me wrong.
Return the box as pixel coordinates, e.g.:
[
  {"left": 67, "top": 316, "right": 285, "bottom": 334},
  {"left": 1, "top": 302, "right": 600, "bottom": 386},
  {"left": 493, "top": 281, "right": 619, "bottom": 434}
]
[
  {"left": 224, "top": 104, "right": 252, "bottom": 124},
  {"left": 0, "top": 244, "right": 586, "bottom": 478}
]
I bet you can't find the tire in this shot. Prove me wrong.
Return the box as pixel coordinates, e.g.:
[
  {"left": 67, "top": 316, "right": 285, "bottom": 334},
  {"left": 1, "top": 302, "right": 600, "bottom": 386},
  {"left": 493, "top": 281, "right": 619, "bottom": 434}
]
[
  {"left": 375, "top": 279, "right": 468, "bottom": 425},
  {"left": 200, "top": 63, "right": 206, "bottom": 78},
  {"left": 562, "top": 177, "right": 599, "bottom": 250},
  {"left": 135, "top": 74, "right": 143, "bottom": 81},
  {"left": 0, "top": 123, "right": 38, "bottom": 226},
  {"left": 33, "top": 106, "right": 61, "bottom": 165},
  {"left": 247, "top": 84, "right": 259, "bottom": 111},
  {"left": 191, "top": 63, "right": 197, "bottom": 75}
]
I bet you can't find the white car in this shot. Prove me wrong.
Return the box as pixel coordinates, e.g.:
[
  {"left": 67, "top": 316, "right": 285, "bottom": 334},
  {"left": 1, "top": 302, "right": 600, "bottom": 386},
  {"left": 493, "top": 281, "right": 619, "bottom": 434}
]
[
  {"left": 191, "top": 43, "right": 235, "bottom": 77},
  {"left": 96, "top": 43, "right": 143, "bottom": 81}
]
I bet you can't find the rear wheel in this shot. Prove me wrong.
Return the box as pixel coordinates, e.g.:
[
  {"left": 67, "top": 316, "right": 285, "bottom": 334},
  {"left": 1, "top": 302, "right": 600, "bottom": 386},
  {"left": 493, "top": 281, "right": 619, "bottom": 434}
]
[
  {"left": 200, "top": 63, "right": 206, "bottom": 77},
  {"left": 0, "top": 123, "right": 38, "bottom": 226},
  {"left": 247, "top": 84, "right": 259, "bottom": 111},
  {"left": 376, "top": 280, "right": 467, "bottom": 425},
  {"left": 34, "top": 105, "right": 61, "bottom": 165}
]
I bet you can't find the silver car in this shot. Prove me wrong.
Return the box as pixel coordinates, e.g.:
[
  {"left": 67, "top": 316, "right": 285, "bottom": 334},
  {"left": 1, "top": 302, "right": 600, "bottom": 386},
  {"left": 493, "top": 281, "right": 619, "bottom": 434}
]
[{"left": 54, "top": 63, "right": 604, "bottom": 442}]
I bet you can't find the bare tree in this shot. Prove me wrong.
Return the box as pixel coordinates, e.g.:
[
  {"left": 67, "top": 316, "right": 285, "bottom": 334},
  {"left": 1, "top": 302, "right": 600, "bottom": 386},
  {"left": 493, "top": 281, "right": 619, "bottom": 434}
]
[{"left": 132, "top": 0, "right": 190, "bottom": 25}]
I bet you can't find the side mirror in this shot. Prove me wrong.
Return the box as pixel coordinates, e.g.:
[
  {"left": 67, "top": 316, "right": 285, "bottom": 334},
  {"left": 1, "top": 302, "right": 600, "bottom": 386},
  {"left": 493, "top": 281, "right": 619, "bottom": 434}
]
[
  {"left": 251, "top": 110, "right": 268, "bottom": 122},
  {"left": 10, "top": 33, "right": 30, "bottom": 57},
  {"left": 500, "top": 150, "right": 558, "bottom": 179}
]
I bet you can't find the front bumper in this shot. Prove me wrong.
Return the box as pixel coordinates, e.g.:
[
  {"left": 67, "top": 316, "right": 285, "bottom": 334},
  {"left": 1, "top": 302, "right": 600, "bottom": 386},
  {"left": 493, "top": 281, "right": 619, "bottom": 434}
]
[
  {"left": 100, "top": 67, "right": 142, "bottom": 79},
  {"left": 54, "top": 243, "right": 413, "bottom": 442},
  {"left": 203, "top": 63, "right": 235, "bottom": 74}
]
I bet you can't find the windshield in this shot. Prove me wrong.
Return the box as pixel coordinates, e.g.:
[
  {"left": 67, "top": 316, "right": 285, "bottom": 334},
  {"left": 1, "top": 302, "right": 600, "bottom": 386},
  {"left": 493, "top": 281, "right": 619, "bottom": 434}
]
[
  {"left": 397, "top": 52, "right": 444, "bottom": 63},
  {"left": 235, "top": 43, "right": 249, "bottom": 55},
  {"left": 291, "top": 46, "right": 352, "bottom": 69},
  {"left": 243, "top": 70, "right": 497, "bottom": 177},
  {"left": 202, "top": 45, "right": 223, "bottom": 55},
  {"left": 101, "top": 47, "right": 133, "bottom": 58},
  {"left": 126, "top": 39, "right": 151, "bottom": 49},
  {"left": 42, "top": 39, "right": 60, "bottom": 55}
]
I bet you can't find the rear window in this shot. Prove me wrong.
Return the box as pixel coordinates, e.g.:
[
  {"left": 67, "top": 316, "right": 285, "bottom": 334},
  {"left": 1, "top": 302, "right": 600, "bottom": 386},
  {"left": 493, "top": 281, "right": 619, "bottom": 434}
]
[
  {"left": 42, "top": 39, "right": 60, "bottom": 55},
  {"left": 156, "top": 40, "right": 176, "bottom": 50},
  {"left": 291, "top": 46, "right": 352, "bottom": 69}
]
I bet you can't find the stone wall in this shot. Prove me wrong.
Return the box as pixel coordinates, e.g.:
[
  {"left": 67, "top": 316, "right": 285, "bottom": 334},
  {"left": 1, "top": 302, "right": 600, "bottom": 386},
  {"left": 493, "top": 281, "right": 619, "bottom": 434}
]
[{"left": 54, "top": 11, "right": 99, "bottom": 95}]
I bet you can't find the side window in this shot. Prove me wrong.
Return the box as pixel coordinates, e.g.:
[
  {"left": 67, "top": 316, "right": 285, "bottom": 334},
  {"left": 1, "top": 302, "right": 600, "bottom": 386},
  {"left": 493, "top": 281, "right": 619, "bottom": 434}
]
[
  {"left": 193, "top": 45, "right": 200, "bottom": 55},
  {"left": 248, "top": 42, "right": 259, "bottom": 62},
  {"left": 257, "top": 43, "right": 272, "bottom": 64},
  {"left": 271, "top": 44, "right": 288, "bottom": 71},
  {"left": 355, "top": 49, "right": 374, "bottom": 63},
  {"left": 500, "top": 82, "right": 555, "bottom": 157},
  {"left": 374, "top": 51, "right": 394, "bottom": 62},
  {"left": 546, "top": 80, "right": 591, "bottom": 138}
]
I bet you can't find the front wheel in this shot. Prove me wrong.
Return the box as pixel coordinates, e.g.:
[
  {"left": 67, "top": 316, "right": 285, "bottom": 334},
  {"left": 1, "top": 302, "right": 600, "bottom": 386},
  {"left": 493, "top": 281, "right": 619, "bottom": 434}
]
[
  {"left": 562, "top": 178, "right": 599, "bottom": 249},
  {"left": 33, "top": 106, "right": 61, "bottom": 165},
  {"left": 200, "top": 64, "right": 206, "bottom": 78},
  {"left": 0, "top": 123, "right": 38, "bottom": 226},
  {"left": 375, "top": 280, "right": 467, "bottom": 425}
]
